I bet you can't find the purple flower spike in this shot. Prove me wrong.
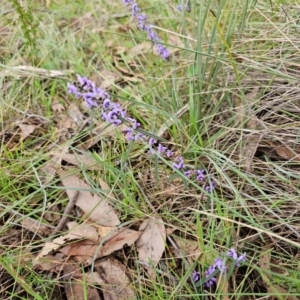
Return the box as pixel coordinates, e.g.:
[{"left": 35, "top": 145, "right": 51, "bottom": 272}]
[
  {"left": 172, "top": 156, "right": 185, "bottom": 170},
  {"left": 192, "top": 270, "right": 201, "bottom": 283},
  {"left": 122, "top": 0, "right": 170, "bottom": 60}
]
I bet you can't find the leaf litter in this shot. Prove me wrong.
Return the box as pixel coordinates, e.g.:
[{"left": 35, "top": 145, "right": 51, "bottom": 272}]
[
  {"left": 136, "top": 217, "right": 166, "bottom": 278},
  {"left": 59, "top": 169, "right": 120, "bottom": 226}
]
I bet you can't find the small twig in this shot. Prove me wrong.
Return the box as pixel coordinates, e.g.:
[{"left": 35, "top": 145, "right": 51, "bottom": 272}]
[{"left": 50, "top": 191, "right": 79, "bottom": 237}]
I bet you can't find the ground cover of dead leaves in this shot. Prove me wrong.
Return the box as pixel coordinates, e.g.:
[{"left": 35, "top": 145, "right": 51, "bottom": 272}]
[{"left": 2, "top": 4, "right": 300, "bottom": 300}]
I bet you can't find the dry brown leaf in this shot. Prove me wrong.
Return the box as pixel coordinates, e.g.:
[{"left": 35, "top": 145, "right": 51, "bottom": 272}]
[
  {"left": 275, "top": 145, "right": 300, "bottom": 162},
  {"left": 173, "top": 237, "right": 202, "bottom": 262},
  {"left": 18, "top": 124, "right": 38, "bottom": 140},
  {"left": 53, "top": 152, "right": 98, "bottom": 170},
  {"left": 59, "top": 170, "right": 120, "bottom": 226},
  {"left": 258, "top": 245, "right": 273, "bottom": 291},
  {"left": 51, "top": 96, "right": 65, "bottom": 112},
  {"left": 39, "top": 144, "right": 69, "bottom": 185},
  {"left": 216, "top": 275, "right": 229, "bottom": 300},
  {"left": 258, "top": 246, "right": 272, "bottom": 271},
  {"left": 65, "top": 279, "right": 101, "bottom": 300},
  {"left": 240, "top": 135, "right": 262, "bottom": 172},
  {"left": 94, "top": 258, "right": 135, "bottom": 300},
  {"left": 67, "top": 221, "right": 99, "bottom": 242},
  {"left": 33, "top": 252, "right": 67, "bottom": 271},
  {"left": 96, "top": 225, "right": 116, "bottom": 239},
  {"left": 35, "top": 222, "right": 98, "bottom": 260},
  {"left": 82, "top": 122, "right": 128, "bottom": 149},
  {"left": 99, "top": 228, "right": 141, "bottom": 258},
  {"left": 68, "top": 102, "right": 85, "bottom": 126},
  {"left": 59, "top": 227, "right": 141, "bottom": 265},
  {"left": 136, "top": 218, "right": 166, "bottom": 270},
  {"left": 59, "top": 239, "right": 98, "bottom": 264},
  {"left": 21, "top": 217, "right": 51, "bottom": 237},
  {"left": 268, "top": 285, "right": 299, "bottom": 300},
  {"left": 270, "top": 260, "right": 289, "bottom": 276},
  {"left": 165, "top": 227, "right": 176, "bottom": 236},
  {"left": 44, "top": 203, "right": 61, "bottom": 223},
  {"left": 99, "top": 70, "right": 121, "bottom": 90}
]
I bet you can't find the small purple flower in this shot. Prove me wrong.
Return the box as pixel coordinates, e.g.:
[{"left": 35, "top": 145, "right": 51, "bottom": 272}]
[
  {"left": 204, "top": 276, "right": 217, "bottom": 288},
  {"left": 147, "top": 27, "right": 159, "bottom": 42},
  {"left": 195, "top": 169, "right": 205, "bottom": 181},
  {"left": 83, "top": 93, "right": 98, "bottom": 108},
  {"left": 67, "top": 83, "right": 78, "bottom": 94},
  {"left": 126, "top": 131, "right": 135, "bottom": 141},
  {"left": 238, "top": 252, "right": 247, "bottom": 263},
  {"left": 204, "top": 265, "right": 217, "bottom": 288},
  {"left": 132, "top": 2, "right": 140, "bottom": 17},
  {"left": 166, "top": 149, "right": 173, "bottom": 157},
  {"left": 138, "top": 13, "right": 147, "bottom": 22},
  {"left": 227, "top": 248, "right": 238, "bottom": 260},
  {"left": 172, "top": 156, "right": 185, "bottom": 170},
  {"left": 157, "top": 143, "right": 167, "bottom": 154},
  {"left": 126, "top": 117, "right": 140, "bottom": 129},
  {"left": 192, "top": 270, "right": 201, "bottom": 283},
  {"left": 103, "top": 99, "right": 111, "bottom": 110},
  {"left": 176, "top": 3, "right": 191, "bottom": 13},
  {"left": 205, "top": 181, "right": 217, "bottom": 192},
  {"left": 214, "top": 258, "right": 226, "bottom": 274},
  {"left": 184, "top": 170, "right": 191, "bottom": 177},
  {"left": 176, "top": 4, "right": 183, "bottom": 12},
  {"left": 227, "top": 248, "right": 247, "bottom": 266},
  {"left": 149, "top": 137, "right": 157, "bottom": 146},
  {"left": 134, "top": 132, "right": 145, "bottom": 141},
  {"left": 161, "top": 48, "right": 171, "bottom": 60},
  {"left": 122, "top": 0, "right": 134, "bottom": 4}
]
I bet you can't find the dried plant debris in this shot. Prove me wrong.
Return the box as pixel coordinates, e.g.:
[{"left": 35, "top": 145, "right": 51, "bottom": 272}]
[
  {"left": 136, "top": 217, "right": 166, "bottom": 278},
  {"left": 59, "top": 169, "right": 120, "bottom": 226}
]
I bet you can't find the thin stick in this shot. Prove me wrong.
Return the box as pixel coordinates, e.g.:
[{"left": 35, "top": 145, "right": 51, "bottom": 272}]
[{"left": 50, "top": 191, "right": 79, "bottom": 237}]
